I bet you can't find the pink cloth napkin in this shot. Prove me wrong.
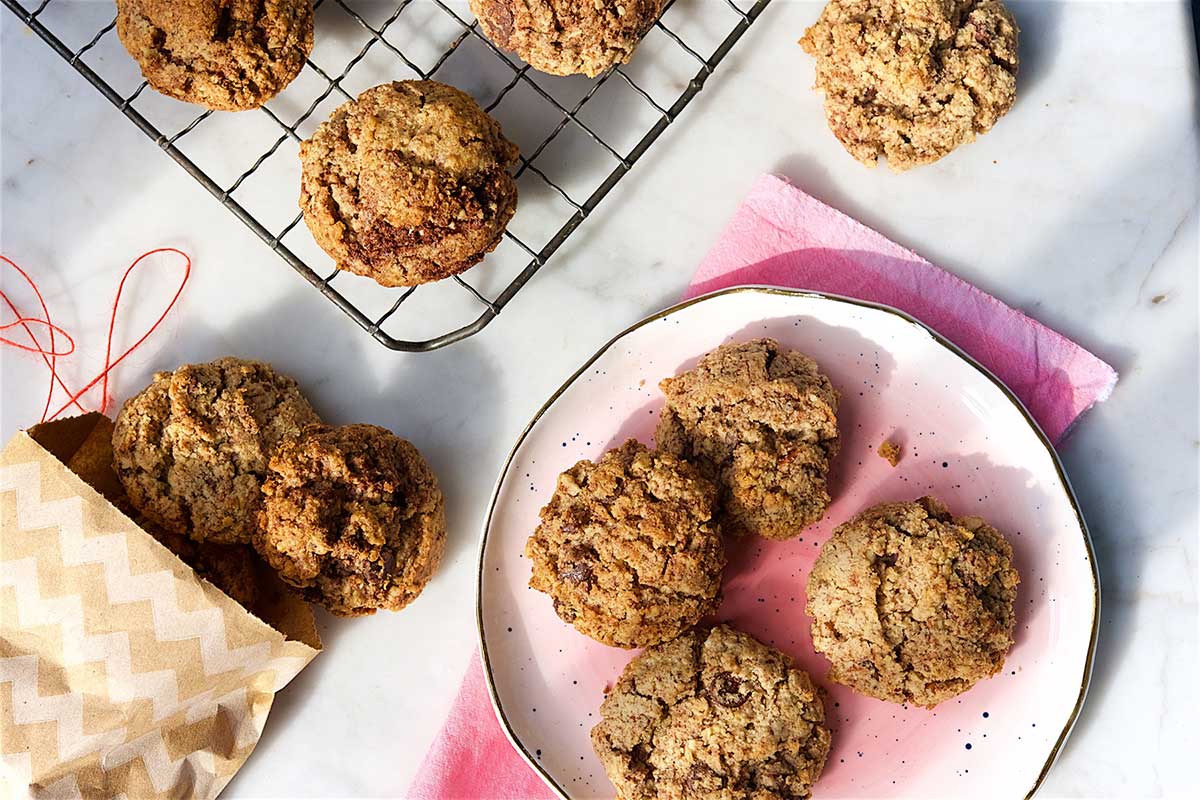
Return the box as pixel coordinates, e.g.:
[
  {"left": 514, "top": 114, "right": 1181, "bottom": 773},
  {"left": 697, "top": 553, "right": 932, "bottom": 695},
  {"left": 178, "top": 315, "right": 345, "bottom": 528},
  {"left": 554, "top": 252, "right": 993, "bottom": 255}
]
[{"left": 407, "top": 174, "right": 1117, "bottom": 800}]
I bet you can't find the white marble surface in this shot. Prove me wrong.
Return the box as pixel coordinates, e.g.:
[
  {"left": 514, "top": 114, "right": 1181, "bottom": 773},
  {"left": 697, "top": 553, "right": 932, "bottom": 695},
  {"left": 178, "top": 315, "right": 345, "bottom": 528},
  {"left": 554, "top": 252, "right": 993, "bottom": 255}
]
[{"left": 1, "top": 1, "right": 1196, "bottom": 797}]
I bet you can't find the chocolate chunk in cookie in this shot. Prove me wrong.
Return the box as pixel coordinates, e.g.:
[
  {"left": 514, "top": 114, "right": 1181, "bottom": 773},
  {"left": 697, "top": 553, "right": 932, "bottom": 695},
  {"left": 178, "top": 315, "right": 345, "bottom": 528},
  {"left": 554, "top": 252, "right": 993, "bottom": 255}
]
[
  {"left": 806, "top": 496, "right": 1020, "bottom": 707},
  {"left": 115, "top": 0, "right": 314, "bottom": 111},
  {"left": 254, "top": 424, "right": 446, "bottom": 617},
  {"left": 527, "top": 440, "right": 725, "bottom": 648},
  {"left": 591, "top": 624, "right": 832, "bottom": 800},
  {"left": 471, "top": 0, "right": 667, "bottom": 77},
  {"left": 656, "top": 339, "right": 840, "bottom": 540},
  {"left": 799, "top": 0, "right": 1020, "bottom": 170},
  {"left": 112, "top": 357, "right": 321, "bottom": 545},
  {"left": 299, "top": 80, "right": 519, "bottom": 287}
]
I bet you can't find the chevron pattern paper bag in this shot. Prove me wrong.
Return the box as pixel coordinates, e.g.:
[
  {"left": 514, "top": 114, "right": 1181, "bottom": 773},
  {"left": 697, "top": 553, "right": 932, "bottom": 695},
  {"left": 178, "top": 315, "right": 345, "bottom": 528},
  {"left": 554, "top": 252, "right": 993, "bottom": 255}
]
[{"left": 0, "top": 414, "right": 321, "bottom": 799}]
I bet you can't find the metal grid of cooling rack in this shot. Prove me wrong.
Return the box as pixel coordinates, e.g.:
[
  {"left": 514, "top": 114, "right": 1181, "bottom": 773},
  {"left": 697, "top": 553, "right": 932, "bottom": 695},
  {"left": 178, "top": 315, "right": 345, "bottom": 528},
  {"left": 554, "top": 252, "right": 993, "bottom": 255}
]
[{"left": 3, "top": 0, "right": 771, "bottom": 351}]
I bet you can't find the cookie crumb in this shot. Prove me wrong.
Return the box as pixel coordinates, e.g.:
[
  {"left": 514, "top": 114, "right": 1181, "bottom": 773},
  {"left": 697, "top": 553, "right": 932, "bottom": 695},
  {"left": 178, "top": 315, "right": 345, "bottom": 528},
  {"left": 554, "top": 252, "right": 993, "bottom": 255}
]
[
  {"left": 1151, "top": 293, "right": 1169, "bottom": 305},
  {"left": 878, "top": 439, "right": 902, "bottom": 467}
]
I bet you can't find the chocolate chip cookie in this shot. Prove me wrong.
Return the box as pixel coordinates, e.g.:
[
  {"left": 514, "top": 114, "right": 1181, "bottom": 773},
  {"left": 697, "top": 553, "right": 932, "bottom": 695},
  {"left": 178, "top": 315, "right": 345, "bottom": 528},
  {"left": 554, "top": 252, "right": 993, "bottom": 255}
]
[
  {"left": 254, "top": 424, "right": 446, "bottom": 617},
  {"left": 470, "top": 0, "right": 666, "bottom": 77},
  {"left": 799, "top": 0, "right": 1019, "bottom": 171},
  {"left": 112, "top": 357, "right": 321, "bottom": 546},
  {"left": 656, "top": 339, "right": 840, "bottom": 541},
  {"left": 527, "top": 440, "right": 725, "bottom": 648},
  {"left": 299, "top": 80, "right": 520, "bottom": 287},
  {"left": 592, "top": 624, "right": 832, "bottom": 800},
  {"left": 806, "top": 496, "right": 1020, "bottom": 708},
  {"left": 115, "top": 0, "right": 314, "bottom": 111}
]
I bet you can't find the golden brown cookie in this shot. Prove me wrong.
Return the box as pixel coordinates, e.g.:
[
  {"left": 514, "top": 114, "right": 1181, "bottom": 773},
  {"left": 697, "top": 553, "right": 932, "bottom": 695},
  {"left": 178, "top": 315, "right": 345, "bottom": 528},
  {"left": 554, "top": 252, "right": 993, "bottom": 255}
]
[
  {"left": 799, "top": 0, "right": 1019, "bottom": 171},
  {"left": 806, "top": 496, "right": 1020, "bottom": 708},
  {"left": 299, "top": 80, "right": 519, "bottom": 287},
  {"left": 112, "top": 358, "right": 321, "bottom": 546},
  {"left": 470, "top": 0, "right": 666, "bottom": 77},
  {"left": 115, "top": 0, "right": 314, "bottom": 111},
  {"left": 254, "top": 424, "right": 446, "bottom": 617},
  {"left": 656, "top": 339, "right": 840, "bottom": 541},
  {"left": 592, "top": 624, "right": 831, "bottom": 800},
  {"left": 527, "top": 440, "right": 725, "bottom": 648}
]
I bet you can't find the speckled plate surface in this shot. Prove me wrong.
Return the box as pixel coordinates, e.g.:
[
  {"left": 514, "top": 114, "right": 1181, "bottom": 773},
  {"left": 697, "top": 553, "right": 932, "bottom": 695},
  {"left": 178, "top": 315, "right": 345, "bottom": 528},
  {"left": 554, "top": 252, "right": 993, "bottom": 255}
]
[{"left": 477, "top": 287, "right": 1098, "bottom": 799}]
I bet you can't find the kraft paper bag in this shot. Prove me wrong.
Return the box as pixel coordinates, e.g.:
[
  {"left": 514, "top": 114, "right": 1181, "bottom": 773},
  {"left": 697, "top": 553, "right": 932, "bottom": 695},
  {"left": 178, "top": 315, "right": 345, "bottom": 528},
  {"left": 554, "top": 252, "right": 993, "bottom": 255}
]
[{"left": 1, "top": 414, "right": 321, "bottom": 799}]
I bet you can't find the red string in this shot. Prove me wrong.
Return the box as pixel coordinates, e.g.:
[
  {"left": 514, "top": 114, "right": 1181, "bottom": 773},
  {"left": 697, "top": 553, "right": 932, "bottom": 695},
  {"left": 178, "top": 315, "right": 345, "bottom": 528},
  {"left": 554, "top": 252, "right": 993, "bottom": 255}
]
[
  {"left": 1, "top": 256, "right": 78, "bottom": 421},
  {"left": 0, "top": 248, "right": 191, "bottom": 424}
]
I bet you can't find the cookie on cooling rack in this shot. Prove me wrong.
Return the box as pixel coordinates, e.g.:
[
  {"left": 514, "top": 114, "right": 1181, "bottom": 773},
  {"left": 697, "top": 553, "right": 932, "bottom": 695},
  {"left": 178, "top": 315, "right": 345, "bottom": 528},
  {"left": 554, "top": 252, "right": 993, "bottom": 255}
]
[
  {"left": 254, "top": 424, "right": 446, "bottom": 617},
  {"left": 470, "top": 0, "right": 667, "bottom": 77},
  {"left": 591, "top": 624, "right": 832, "bottom": 800},
  {"left": 806, "top": 496, "right": 1020, "bottom": 708},
  {"left": 799, "top": 0, "right": 1019, "bottom": 171},
  {"left": 299, "top": 80, "right": 520, "bottom": 288},
  {"left": 526, "top": 439, "right": 725, "bottom": 649},
  {"left": 655, "top": 338, "right": 840, "bottom": 540},
  {"left": 112, "top": 357, "right": 321, "bottom": 546},
  {"left": 115, "top": 0, "right": 314, "bottom": 111}
]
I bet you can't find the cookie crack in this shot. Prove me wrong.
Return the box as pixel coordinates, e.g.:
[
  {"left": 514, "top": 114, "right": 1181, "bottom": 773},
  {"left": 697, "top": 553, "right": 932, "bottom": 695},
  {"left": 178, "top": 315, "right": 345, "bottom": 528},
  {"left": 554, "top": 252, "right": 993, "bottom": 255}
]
[
  {"left": 250, "top": 0, "right": 272, "bottom": 51},
  {"left": 214, "top": 4, "right": 234, "bottom": 43}
]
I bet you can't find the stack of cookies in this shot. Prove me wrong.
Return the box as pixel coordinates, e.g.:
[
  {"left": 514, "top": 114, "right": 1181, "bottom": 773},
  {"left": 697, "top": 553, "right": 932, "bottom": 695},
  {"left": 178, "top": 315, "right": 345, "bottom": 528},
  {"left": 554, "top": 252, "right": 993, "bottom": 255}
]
[
  {"left": 111, "top": 357, "right": 446, "bottom": 617},
  {"left": 526, "top": 338, "right": 1021, "bottom": 798}
]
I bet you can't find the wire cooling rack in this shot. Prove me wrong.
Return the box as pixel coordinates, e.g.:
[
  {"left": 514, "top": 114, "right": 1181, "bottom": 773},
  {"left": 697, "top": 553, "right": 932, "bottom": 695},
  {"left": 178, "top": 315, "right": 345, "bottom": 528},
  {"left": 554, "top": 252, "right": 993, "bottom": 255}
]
[{"left": 4, "top": 0, "right": 770, "bottom": 351}]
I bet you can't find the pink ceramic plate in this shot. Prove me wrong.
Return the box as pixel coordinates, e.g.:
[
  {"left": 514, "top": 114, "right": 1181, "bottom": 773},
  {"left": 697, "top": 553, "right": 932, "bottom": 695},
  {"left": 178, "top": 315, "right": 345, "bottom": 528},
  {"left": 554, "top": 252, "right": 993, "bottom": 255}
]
[{"left": 477, "top": 287, "right": 1098, "bottom": 799}]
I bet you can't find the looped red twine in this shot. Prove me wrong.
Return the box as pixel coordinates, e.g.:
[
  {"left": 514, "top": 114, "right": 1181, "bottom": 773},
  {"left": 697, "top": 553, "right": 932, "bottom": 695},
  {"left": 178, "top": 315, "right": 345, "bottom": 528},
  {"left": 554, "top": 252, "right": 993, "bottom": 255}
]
[{"left": 1, "top": 248, "right": 191, "bottom": 424}]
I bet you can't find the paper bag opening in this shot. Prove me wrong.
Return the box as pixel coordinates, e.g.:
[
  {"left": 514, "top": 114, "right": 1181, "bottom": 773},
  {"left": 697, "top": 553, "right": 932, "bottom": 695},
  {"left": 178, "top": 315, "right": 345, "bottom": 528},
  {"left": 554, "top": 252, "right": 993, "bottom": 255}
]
[{"left": 2, "top": 414, "right": 321, "bottom": 799}]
